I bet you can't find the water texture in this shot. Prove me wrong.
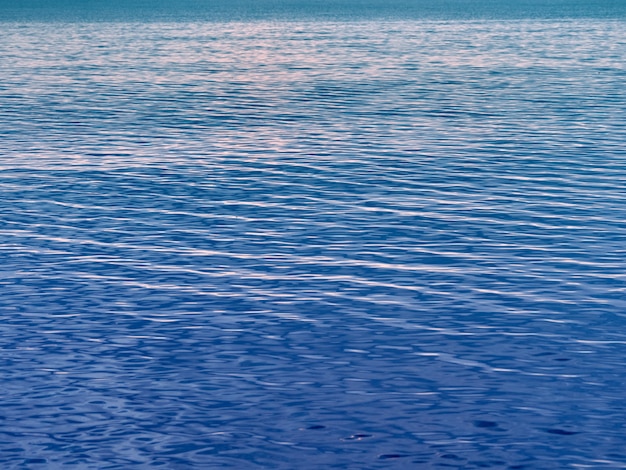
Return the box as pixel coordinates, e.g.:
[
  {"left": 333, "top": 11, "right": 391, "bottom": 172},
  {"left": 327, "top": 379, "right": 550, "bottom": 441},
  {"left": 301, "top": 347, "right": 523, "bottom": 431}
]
[{"left": 1, "top": 13, "right": 626, "bottom": 469}]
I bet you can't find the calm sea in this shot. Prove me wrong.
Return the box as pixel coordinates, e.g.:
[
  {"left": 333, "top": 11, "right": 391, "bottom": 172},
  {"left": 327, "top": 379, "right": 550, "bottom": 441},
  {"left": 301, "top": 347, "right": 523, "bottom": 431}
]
[{"left": 1, "top": 1, "right": 626, "bottom": 468}]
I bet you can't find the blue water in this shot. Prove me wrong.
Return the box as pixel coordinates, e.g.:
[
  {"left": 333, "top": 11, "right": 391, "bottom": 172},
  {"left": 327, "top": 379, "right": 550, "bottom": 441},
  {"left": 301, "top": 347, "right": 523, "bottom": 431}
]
[{"left": 1, "top": 3, "right": 626, "bottom": 468}]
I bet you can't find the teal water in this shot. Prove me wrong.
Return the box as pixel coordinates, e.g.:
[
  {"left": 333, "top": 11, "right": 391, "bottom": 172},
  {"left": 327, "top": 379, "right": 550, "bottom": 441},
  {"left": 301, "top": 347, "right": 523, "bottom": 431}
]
[
  {"left": 1, "top": 4, "right": 626, "bottom": 469},
  {"left": 2, "top": 0, "right": 626, "bottom": 21}
]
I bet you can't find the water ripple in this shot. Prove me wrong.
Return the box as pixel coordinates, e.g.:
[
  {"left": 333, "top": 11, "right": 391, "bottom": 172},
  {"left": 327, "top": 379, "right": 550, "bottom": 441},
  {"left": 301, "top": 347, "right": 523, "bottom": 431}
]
[{"left": 1, "top": 18, "right": 626, "bottom": 469}]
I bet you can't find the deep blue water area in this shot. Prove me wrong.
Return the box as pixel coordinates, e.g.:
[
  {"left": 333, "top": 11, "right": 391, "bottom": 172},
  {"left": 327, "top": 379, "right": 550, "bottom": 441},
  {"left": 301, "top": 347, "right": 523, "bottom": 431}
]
[{"left": 1, "top": 9, "right": 626, "bottom": 470}]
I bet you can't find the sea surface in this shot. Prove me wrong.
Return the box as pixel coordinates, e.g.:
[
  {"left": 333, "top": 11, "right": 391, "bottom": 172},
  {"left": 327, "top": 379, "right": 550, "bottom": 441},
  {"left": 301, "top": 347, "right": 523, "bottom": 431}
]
[{"left": 1, "top": 1, "right": 626, "bottom": 468}]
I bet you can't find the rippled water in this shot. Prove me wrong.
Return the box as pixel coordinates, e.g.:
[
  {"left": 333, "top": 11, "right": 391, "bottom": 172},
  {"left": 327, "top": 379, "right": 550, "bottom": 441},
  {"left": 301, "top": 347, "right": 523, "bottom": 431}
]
[{"left": 1, "top": 10, "right": 626, "bottom": 469}]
